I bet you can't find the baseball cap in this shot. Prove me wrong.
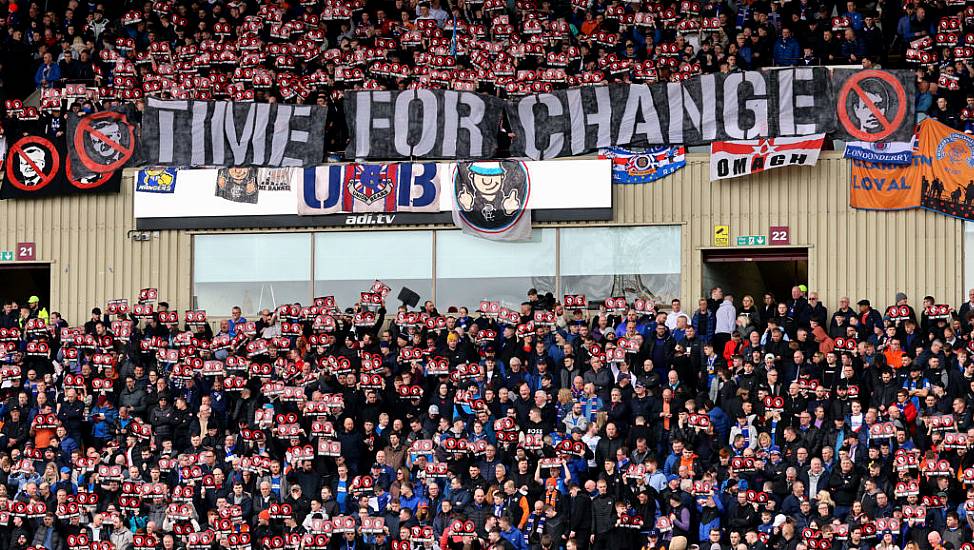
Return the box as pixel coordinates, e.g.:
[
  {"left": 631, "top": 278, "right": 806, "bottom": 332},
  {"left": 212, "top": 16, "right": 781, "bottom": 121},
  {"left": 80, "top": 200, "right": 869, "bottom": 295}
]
[
  {"left": 429, "top": 405, "right": 440, "bottom": 415},
  {"left": 28, "top": 296, "right": 39, "bottom": 304}
]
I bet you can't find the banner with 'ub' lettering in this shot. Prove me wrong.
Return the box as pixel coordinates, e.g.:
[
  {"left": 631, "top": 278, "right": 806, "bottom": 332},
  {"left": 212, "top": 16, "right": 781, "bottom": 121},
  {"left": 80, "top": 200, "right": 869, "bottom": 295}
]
[{"left": 299, "top": 164, "right": 440, "bottom": 214}]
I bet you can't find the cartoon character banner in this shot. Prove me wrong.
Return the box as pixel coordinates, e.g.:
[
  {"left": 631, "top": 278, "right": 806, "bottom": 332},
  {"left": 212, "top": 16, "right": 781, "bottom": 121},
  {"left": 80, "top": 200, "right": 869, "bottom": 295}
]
[
  {"left": 1, "top": 130, "right": 122, "bottom": 200},
  {"left": 449, "top": 161, "right": 532, "bottom": 242},
  {"left": 600, "top": 146, "right": 686, "bottom": 184},
  {"left": 848, "top": 119, "right": 968, "bottom": 216},
  {"left": 136, "top": 168, "right": 177, "bottom": 193},
  {"left": 298, "top": 163, "right": 440, "bottom": 215}
]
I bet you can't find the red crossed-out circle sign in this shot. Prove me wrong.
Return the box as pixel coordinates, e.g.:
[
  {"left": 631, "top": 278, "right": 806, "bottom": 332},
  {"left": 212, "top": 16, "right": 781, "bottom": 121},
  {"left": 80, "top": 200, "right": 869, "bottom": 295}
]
[
  {"left": 5, "top": 135, "right": 60, "bottom": 192},
  {"left": 66, "top": 156, "right": 113, "bottom": 190},
  {"left": 837, "top": 70, "right": 908, "bottom": 142},
  {"left": 73, "top": 111, "right": 135, "bottom": 173}
]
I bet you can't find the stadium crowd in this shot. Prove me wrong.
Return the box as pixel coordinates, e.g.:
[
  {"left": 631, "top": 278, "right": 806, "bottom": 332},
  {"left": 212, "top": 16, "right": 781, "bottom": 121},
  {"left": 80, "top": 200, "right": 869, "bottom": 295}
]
[
  {"left": 1, "top": 285, "right": 974, "bottom": 550},
  {"left": 1, "top": 0, "right": 974, "bottom": 145}
]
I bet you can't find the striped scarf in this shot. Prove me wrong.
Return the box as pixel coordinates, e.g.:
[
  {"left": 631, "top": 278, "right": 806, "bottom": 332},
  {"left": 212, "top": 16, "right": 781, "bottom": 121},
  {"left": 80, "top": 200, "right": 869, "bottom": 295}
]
[{"left": 524, "top": 513, "right": 546, "bottom": 545}]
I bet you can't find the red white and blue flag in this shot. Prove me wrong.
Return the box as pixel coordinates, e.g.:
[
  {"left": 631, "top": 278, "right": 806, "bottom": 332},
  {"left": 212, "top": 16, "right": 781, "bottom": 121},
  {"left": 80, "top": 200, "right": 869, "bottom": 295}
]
[{"left": 710, "top": 134, "right": 825, "bottom": 181}]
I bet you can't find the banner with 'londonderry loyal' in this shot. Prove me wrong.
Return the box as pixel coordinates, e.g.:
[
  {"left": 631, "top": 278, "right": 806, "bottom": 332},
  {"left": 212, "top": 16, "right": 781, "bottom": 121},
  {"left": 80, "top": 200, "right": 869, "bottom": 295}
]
[{"left": 849, "top": 119, "right": 974, "bottom": 219}]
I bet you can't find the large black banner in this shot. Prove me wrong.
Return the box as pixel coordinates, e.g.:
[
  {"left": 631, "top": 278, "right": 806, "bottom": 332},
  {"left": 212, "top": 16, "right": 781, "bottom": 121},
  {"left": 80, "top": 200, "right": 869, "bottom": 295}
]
[
  {"left": 1, "top": 131, "right": 122, "bottom": 200},
  {"left": 141, "top": 99, "right": 328, "bottom": 167},
  {"left": 65, "top": 105, "right": 141, "bottom": 181},
  {"left": 830, "top": 69, "right": 915, "bottom": 144},
  {"left": 505, "top": 68, "right": 840, "bottom": 160},
  {"left": 344, "top": 89, "right": 505, "bottom": 160}
]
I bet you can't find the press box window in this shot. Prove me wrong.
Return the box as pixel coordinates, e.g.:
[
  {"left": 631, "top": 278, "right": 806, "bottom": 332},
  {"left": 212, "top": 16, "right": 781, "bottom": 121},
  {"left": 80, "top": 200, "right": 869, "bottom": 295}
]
[{"left": 193, "top": 233, "right": 312, "bottom": 314}]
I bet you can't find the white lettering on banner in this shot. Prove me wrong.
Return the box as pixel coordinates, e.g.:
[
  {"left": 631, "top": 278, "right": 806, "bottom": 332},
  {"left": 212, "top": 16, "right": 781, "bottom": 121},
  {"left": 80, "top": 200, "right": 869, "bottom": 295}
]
[
  {"left": 616, "top": 85, "right": 663, "bottom": 146},
  {"left": 722, "top": 72, "right": 769, "bottom": 139},
  {"left": 153, "top": 100, "right": 189, "bottom": 163},
  {"left": 347, "top": 90, "right": 501, "bottom": 159},
  {"left": 520, "top": 94, "right": 566, "bottom": 160},
  {"left": 567, "top": 87, "right": 612, "bottom": 155},
  {"left": 145, "top": 98, "right": 324, "bottom": 167},
  {"left": 441, "top": 91, "right": 485, "bottom": 158},
  {"left": 506, "top": 68, "right": 855, "bottom": 159},
  {"left": 709, "top": 134, "right": 825, "bottom": 181},
  {"left": 394, "top": 90, "right": 438, "bottom": 157},
  {"left": 270, "top": 105, "right": 312, "bottom": 166},
  {"left": 344, "top": 214, "right": 397, "bottom": 225},
  {"left": 355, "top": 91, "right": 391, "bottom": 158}
]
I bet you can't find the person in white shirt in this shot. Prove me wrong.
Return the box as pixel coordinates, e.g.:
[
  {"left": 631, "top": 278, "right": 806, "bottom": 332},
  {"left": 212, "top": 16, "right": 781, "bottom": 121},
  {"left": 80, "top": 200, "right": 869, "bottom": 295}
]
[{"left": 665, "top": 299, "right": 685, "bottom": 330}]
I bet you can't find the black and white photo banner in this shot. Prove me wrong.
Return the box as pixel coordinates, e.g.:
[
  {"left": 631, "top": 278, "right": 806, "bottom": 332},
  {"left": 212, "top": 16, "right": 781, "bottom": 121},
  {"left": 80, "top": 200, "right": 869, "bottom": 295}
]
[
  {"left": 344, "top": 89, "right": 505, "bottom": 160},
  {"left": 140, "top": 98, "right": 328, "bottom": 167},
  {"left": 504, "top": 68, "right": 841, "bottom": 160}
]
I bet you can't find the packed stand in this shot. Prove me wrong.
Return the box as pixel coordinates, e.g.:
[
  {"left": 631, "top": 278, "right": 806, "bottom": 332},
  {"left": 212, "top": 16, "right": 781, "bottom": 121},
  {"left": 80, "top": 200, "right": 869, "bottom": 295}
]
[
  {"left": 2, "top": 284, "right": 974, "bottom": 550},
  {"left": 2, "top": 0, "right": 974, "bottom": 147}
]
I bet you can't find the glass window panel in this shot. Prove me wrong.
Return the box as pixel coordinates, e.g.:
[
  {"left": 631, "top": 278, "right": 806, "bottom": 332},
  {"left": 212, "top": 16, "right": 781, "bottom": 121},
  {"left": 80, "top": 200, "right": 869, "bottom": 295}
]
[
  {"left": 435, "top": 229, "right": 556, "bottom": 309},
  {"left": 193, "top": 233, "right": 311, "bottom": 314},
  {"left": 314, "top": 231, "right": 433, "bottom": 309},
  {"left": 560, "top": 226, "right": 681, "bottom": 302}
]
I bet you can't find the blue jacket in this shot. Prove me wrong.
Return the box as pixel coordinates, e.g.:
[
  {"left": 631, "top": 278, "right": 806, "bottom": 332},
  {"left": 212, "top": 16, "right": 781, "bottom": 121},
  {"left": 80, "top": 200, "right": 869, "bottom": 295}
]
[
  {"left": 501, "top": 527, "right": 528, "bottom": 550},
  {"left": 89, "top": 405, "right": 118, "bottom": 441},
  {"left": 773, "top": 37, "right": 800, "bottom": 65},
  {"left": 692, "top": 310, "right": 716, "bottom": 342},
  {"left": 34, "top": 63, "right": 61, "bottom": 88}
]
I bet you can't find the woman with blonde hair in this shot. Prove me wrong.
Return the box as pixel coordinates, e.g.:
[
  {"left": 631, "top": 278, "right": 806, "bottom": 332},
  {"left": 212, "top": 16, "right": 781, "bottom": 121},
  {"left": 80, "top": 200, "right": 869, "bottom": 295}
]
[
  {"left": 875, "top": 531, "right": 901, "bottom": 550},
  {"left": 41, "top": 462, "right": 58, "bottom": 486},
  {"left": 816, "top": 490, "right": 835, "bottom": 508},
  {"left": 555, "top": 388, "right": 573, "bottom": 418}
]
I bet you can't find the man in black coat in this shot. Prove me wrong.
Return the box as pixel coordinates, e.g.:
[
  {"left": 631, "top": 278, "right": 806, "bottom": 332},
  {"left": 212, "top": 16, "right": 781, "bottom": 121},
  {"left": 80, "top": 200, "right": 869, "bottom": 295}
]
[
  {"left": 568, "top": 483, "right": 592, "bottom": 550},
  {"left": 590, "top": 479, "right": 616, "bottom": 550}
]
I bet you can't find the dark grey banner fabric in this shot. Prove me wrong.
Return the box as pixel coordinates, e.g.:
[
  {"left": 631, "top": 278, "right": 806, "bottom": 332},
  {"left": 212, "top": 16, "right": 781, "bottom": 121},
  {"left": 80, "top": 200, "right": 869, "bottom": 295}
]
[
  {"left": 66, "top": 104, "right": 142, "bottom": 180},
  {"left": 505, "top": 68, "right": 838, "bottom": 160},
  {"left": 141, "top": 99, "right": 327, "bottom": 167},
  {"left": 344, "top": 89, "right": 504, "bottom": 160},
  {"left": 829, "top": 69, "right": 916, "bottom": 144}
]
